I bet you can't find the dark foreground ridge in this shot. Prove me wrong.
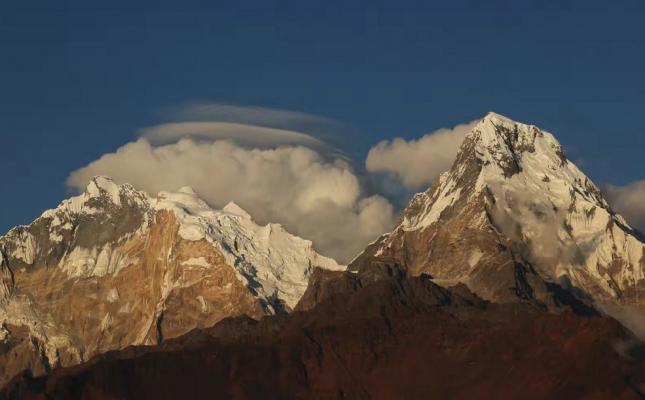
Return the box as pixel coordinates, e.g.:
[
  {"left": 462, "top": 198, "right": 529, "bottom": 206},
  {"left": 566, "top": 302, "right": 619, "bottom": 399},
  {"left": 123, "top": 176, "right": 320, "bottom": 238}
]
[{"left": 3, "top": 266, "right": 645, "bottom": 400}]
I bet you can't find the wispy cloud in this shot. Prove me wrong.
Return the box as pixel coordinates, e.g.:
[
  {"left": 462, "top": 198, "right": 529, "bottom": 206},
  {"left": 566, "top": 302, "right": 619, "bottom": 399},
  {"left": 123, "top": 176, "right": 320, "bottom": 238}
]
[
  {"left": 140, "top": 121, "right": 327, "bottom": 149},
  {"left": 141, "top": 102, "right": 350, "bottom": 158},
  {"left": 173, "top": 103, "right": 340, "bottom": 130}
]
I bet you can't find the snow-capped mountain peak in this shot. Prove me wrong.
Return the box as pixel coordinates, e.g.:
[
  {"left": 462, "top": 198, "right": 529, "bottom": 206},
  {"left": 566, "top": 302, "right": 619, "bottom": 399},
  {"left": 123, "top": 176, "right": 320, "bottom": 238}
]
[
  {"left": 474, "top": 112, "right": 562, "bottom": 172},
  {"left": 353, "top": 112, "right": 645, "bottom": 315},
  {"left": 37, "top": 175, "right": 150, "bottom": 222},
  {"left": 0, "top": 176, "right": 345, "bottom": 384},
  {"left": 2, "top": 176, "right": 342, "bottom": 307}
]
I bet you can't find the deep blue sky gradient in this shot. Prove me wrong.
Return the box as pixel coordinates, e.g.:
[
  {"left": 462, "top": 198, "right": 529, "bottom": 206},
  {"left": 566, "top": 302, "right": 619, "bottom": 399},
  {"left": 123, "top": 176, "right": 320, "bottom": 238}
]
[{"left": 1, "top": 0, "right": 644, "bottom": 232}]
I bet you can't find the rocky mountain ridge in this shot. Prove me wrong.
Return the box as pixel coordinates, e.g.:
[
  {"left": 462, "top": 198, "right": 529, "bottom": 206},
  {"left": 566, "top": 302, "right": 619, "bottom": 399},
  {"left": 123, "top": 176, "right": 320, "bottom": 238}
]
[{"left": 0, "top": 176, "right": 342, "bottom": 387}]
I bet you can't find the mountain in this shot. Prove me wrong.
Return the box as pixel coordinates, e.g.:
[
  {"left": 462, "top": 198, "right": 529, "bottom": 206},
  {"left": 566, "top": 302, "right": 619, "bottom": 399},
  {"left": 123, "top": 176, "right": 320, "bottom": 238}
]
[
  {"left": 0, "top": 177, "right": 342, "bottom": 387},
  {"left": 2, "top": 112, "right": 645, "bottom": 397},
  {"left": 4, "top": 268, "right": 644, "bottom": 399},
  {"left": 351, "top": 112, "right": 645, "bottom": 320}
]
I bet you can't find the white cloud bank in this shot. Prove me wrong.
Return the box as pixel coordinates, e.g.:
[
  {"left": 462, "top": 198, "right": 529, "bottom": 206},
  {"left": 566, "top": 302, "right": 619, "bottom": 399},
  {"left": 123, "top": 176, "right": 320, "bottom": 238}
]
[
  {"left": 604, "top": 180, "right": 645, "bottom": 231},
  {"left": 365, "top": 121, "right": 477, "bottom": 189},
  {"left": 67, "top": 138, "right": 395, "bottom": 263}
]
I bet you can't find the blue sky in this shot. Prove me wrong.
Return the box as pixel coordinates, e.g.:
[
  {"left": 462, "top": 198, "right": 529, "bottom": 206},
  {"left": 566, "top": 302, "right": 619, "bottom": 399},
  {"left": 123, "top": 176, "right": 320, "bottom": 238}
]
[{"left": 1, "top": 0, "right": 644, "bottom": 233}]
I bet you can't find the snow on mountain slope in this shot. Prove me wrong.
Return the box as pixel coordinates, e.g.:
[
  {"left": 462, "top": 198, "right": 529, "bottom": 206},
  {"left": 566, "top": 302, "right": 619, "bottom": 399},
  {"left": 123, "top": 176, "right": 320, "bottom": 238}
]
[
  {"left": 352, "top": 112, "right": 645, "bottom": 312},
  {"left": 1, "top": 177, "right": 342, "bottom": 309},
  {"left": 154, "top": 187, "right": 343, "bottom": 309}
]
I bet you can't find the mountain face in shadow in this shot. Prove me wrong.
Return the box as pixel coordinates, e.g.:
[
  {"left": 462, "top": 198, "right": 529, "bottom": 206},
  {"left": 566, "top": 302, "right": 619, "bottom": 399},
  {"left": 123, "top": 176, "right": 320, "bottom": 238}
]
[{"left": 3, "top": 266, "right": 644, "bottom": 400}]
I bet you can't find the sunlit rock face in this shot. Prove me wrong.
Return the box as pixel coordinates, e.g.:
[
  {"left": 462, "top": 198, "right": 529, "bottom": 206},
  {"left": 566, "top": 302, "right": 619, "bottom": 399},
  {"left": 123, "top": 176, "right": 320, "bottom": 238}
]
[
  {"left": 352, "top": 112, "right": 645, "bottom": 317},
  {"left": 0, "top": 176, "right": 343, "bottom": 387}
]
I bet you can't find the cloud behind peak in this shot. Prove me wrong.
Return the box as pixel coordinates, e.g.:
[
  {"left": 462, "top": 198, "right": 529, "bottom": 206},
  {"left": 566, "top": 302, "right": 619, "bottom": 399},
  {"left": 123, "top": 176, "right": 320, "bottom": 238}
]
[{"left": 365, "top": 121, "right": 477, "bottom": 189}]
